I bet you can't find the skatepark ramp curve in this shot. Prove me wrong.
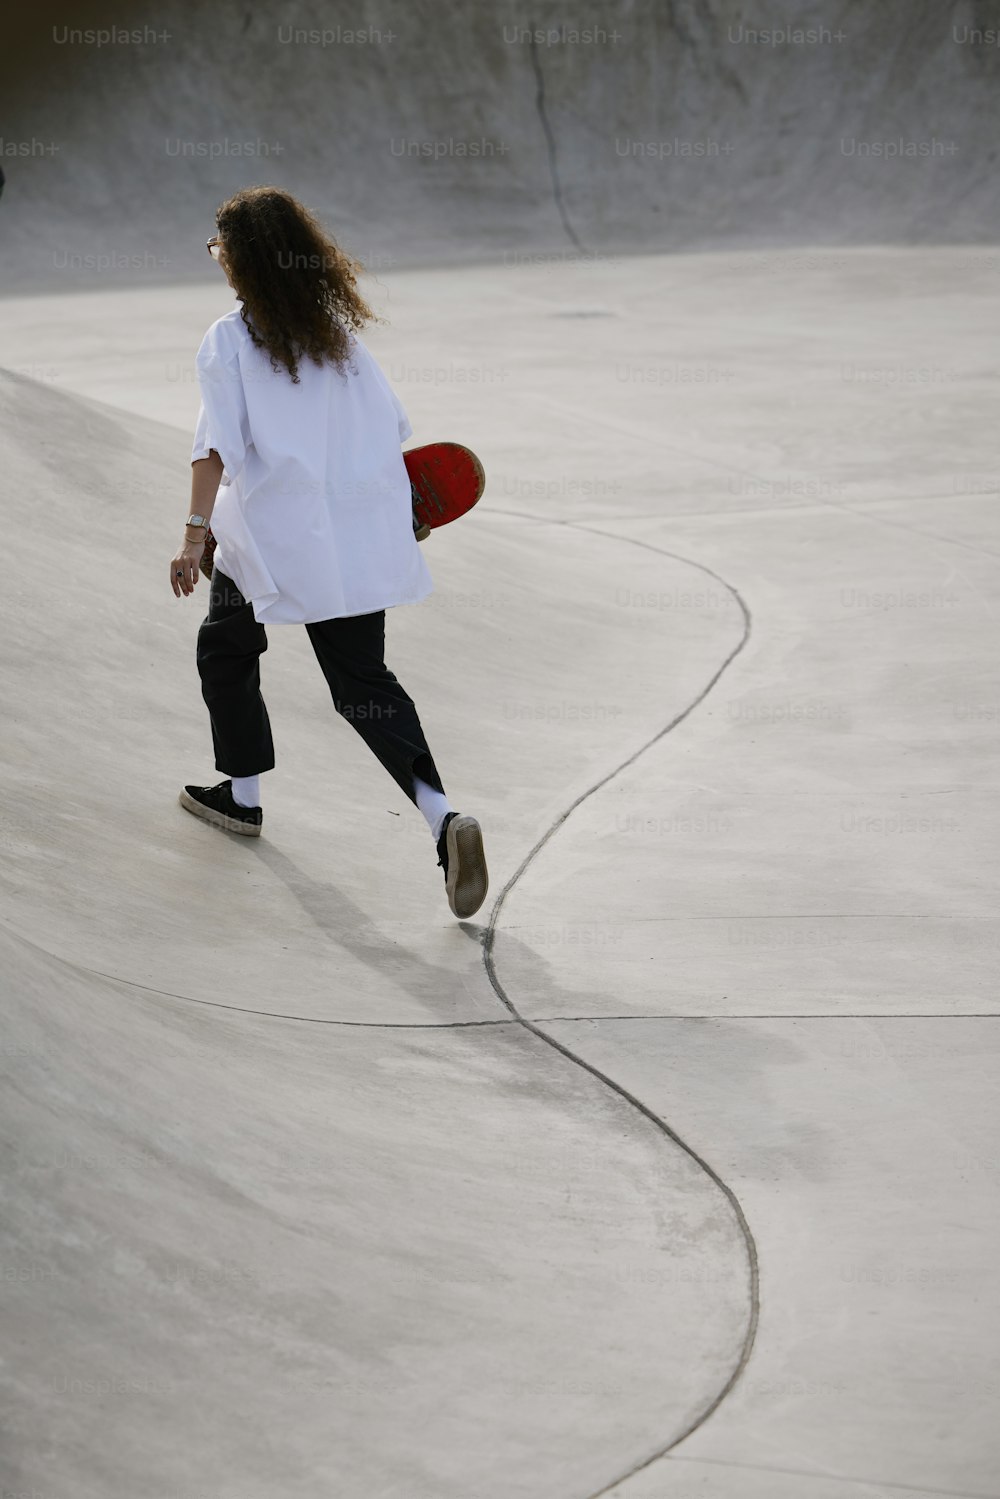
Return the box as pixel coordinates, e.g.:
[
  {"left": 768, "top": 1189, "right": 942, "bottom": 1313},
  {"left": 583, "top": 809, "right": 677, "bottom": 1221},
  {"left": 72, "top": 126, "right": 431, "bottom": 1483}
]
[
  {"left": 2, "top": 2, "right": 999, "bottom": 1496},
  {"left": 0, "top": 366, "right": 756, "bottom": 1495}
]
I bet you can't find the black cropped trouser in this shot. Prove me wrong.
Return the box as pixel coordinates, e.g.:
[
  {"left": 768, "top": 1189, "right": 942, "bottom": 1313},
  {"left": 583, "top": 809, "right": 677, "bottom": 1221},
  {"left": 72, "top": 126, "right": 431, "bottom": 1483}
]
[{"left": 195, "top": 567, "right": 446, "bottom": 805}]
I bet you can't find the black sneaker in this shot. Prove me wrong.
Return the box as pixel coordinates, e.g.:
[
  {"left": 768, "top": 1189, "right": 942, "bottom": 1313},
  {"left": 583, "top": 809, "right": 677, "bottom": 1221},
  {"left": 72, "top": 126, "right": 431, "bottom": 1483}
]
[
  {"left": 436, "top": 811, "right": 489, "bottom": 918},
  {"left": 178, "top": 779, "right": 263, "bottom": 837}
]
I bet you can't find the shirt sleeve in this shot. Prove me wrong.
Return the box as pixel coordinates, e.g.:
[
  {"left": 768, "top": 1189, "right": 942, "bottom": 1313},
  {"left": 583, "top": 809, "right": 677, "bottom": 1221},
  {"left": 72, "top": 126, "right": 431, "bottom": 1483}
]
[
  {"left": 356, "top": 333, "right": 413, "bottom": 443},
  {"left": 190, "top": 320, "right": 251, "bottom": 482}
]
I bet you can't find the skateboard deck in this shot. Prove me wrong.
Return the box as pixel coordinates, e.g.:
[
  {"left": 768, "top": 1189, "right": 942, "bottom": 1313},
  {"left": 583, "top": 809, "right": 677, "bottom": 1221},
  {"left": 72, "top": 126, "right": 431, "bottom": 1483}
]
[
  {"left": 404, "top": 441, "right": 485, "bottom": 541},
  {"left": 198, "top": 441, "right": 484, "bottom": 579}
]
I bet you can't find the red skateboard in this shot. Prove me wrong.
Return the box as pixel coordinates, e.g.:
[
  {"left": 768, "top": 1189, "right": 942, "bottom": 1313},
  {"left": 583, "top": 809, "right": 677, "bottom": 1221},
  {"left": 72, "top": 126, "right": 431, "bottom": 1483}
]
[
  {"left": 405, "top": 441, "right": 485, "bottom": 540},
  {"left": 198, "top": 441, "right": 484, "bottom": 579}
]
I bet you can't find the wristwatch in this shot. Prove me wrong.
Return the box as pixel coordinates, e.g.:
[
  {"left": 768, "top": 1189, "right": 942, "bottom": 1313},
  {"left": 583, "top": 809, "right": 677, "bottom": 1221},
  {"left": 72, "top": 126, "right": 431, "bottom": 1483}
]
[{"left": 186, "top": 513, "right": 209, "bottom": 529}]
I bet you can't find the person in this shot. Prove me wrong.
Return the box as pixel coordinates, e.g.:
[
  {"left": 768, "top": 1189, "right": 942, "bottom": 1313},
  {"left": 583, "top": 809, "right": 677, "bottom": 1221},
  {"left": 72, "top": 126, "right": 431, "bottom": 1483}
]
[{"left": 171, "top": 186, "right": 488, "bottom": 920}]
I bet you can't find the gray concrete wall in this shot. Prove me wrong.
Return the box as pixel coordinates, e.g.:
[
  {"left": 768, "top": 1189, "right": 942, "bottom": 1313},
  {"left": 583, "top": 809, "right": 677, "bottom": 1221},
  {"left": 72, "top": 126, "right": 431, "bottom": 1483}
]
[{"left": 3, "top": 0, "right": 999, "bottom": 292}]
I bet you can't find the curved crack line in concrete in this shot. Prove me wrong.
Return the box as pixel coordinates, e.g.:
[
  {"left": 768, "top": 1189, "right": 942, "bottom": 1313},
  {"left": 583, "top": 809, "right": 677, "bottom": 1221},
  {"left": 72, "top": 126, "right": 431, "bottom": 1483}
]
[
  {"left": 534, "top": 1012, "right": 999, "bottom": 1023},
  {"left": 1, "top": 366, "right": 972, "bottom": 1477},
  {"left": 5, "top": 511, "right": 758, "bottom": 1489},
  {"left": 526, "top": 22, "right": 586, "bottom": 253},
  {"left": 661, "top": 0, "right": 750, "bottom": 109},
  {"left": 479, "top": 517, "right": 760, "bottom": 1496},
  {"left": 7, "top": 918, "right": 990, "bottom": 1031},
  {"left": 0, "top": 918, "right": 510, "bottom": 1030}
]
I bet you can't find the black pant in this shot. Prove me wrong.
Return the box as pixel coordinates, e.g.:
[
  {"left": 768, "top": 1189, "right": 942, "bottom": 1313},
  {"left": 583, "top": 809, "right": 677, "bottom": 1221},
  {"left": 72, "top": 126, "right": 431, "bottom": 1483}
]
[{"left": 195, "top": 568, "right": 446, "bottom": 805}]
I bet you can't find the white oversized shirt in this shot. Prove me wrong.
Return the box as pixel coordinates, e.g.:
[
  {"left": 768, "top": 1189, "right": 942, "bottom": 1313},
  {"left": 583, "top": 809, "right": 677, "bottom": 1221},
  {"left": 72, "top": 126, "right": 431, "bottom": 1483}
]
[{"left": 190, "top": 305, "right": 433, "bottom": 624}]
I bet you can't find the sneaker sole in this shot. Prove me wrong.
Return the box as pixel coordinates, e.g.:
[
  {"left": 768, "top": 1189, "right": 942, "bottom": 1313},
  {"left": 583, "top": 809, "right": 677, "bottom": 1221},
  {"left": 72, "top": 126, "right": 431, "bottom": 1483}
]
[
  {"left": 178, "top": 789, "right": 262, "bottom": 837},
  {"left": 445, "top": 815, "right": 489, "bottom": 918}
]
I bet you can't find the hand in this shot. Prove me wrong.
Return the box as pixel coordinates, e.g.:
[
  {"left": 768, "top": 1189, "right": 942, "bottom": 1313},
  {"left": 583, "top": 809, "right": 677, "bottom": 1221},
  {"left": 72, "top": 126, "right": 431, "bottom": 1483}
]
[{"left": 171, "top": 538, "right": 206, "bottom": 597}]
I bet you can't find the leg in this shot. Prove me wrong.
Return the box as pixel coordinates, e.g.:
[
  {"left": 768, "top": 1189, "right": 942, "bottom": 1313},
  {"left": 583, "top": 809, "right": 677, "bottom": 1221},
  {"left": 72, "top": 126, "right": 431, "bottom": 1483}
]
[
  {"left": 306, "top": 607, "right": 487, "bottom": 917},
  {"left": 304, "top": 608, "right": 446, "bottom": 806},
  {"left": 196, "top": 568, "right": 276, "bottom": 777}
]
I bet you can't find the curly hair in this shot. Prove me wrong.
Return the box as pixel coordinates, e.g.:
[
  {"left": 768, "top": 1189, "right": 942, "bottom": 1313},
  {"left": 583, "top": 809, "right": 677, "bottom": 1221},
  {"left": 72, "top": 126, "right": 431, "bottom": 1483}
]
[{"left": 214, "top": 186, "right": 381, "bottom": 383}]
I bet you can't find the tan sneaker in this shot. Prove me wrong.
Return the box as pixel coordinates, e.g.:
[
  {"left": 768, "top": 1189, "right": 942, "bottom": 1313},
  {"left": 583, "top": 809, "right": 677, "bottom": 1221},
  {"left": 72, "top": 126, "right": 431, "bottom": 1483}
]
[{"left": 436, "top": 812, "right": 488, "bottom": 918}]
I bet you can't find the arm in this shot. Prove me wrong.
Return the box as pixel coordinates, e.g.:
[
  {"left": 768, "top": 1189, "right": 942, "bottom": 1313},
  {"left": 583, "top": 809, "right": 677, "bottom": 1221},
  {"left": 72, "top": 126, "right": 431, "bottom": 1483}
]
[
  {"left": 171, "top": 449, "right": 224, "bottom": 598},
  {"left": 185, "top": 450, "right": 224, "bottom": 539},
  {"left": 176, "top": 322, "right": 247, "bottom": 597}
]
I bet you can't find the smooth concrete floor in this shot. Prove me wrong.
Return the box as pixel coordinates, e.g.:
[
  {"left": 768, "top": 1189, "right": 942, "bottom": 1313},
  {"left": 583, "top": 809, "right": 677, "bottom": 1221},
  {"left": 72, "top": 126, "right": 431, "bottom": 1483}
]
[{"left": 1, "top": 247, "right": 997, "bottom": 1498}]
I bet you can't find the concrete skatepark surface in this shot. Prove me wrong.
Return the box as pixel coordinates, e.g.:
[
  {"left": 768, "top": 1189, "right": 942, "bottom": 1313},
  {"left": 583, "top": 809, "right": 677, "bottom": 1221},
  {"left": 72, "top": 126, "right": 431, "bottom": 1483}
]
[{"left": 2, "top": 5, "right": 998, "bottom": 1498}]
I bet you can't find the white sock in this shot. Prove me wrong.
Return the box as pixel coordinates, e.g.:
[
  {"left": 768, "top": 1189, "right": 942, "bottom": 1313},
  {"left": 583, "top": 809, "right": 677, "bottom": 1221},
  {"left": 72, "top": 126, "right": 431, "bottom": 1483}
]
[
  {"left": 231, "top": 774, "right": 261, "bottom": 808},
  {"left": 413, "top": 775, "right": 454, "bottom": 842}
]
